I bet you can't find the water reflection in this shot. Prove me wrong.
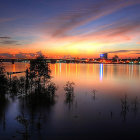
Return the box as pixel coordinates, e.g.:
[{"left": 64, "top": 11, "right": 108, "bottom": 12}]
[
  {"left": 91, "top": 89, "right": 97, "bottom": 100},
  {"left": 131, "top": 96, "right": 139, "bottom": 117},
  {"left": 1, "top": 62, "right": 140, "bottom": 139},
  {"left": 12, "top": 64, "right": 15, "bottom": 72},
  {"left": 4, "top": 63, "right": 140, "bottom": 82},
  {"left": 0, "top": 94, "right": 9, "bottom": 131},
  {"left": 100, "top": 64, "right": 103, "bottom": 81},
  {"left": 16, "top": 112, "right": 30, "bottom": 140},
  {"left": 120, "top": 94, "right": 129, "bottom": 122}
]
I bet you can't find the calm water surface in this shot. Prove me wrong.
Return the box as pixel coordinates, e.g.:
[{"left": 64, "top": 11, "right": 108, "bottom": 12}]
[{"left": 1, "top": 62, "right": 140, "bottom": 139}]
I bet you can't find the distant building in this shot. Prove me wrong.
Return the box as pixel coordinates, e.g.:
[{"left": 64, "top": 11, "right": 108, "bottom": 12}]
[
  {"left": 112, "top": 55, "right": 119, "bottom": 62},
  {"left": 138, "top": 57, "right": 140, "bottom": 61},
  {"left": 100, "top": 53, "right": 108, "bottom": 59}
]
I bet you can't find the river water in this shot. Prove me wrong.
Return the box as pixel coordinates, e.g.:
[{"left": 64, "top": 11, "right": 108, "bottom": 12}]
[{"left": 0, "top": 62, "right": 140, "bottom": 139}]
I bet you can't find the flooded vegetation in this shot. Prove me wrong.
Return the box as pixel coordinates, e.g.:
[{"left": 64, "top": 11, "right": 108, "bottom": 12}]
[
  {"left": 0, "top": 59, "right": 140, "bottom": 139},
  {"left": 64, "top": 82, "right": 75, "bottom": 103}
]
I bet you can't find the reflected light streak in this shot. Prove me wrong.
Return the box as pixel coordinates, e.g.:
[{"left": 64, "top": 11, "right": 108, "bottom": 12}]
[
  {"left": 12, "top": 64, "right": 15, "bottom": 72},
  {"left": 66, "top": 63, "right": 67, "bottom": 76},
  {"left": 69, "top": 64, "right": 70, "bottom": 74},
  {"left": 100, "top": 64, "right": 103, "bottom": 81},
  {"left": 55, "top": 64, "right": 56, "bottom": 75},
  {"left": 76, "top": 64, "right": 77, "bottom": 76},
  {"left": 57, "top": 63, "right": 59, "bottom": 76},
  {"left": 87, "top": 64, "right": 89, "bottom": 76},
  {"left": 60, "top": 63, "right": 61, "bottom": 75},
  {"left": 131, "top": 64, "right": 133, "bottom": 78}
]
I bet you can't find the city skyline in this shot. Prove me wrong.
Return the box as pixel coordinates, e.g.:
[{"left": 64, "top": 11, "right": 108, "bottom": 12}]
[{"left": 0, "top": 0, "right": 140, "bottom": 58}]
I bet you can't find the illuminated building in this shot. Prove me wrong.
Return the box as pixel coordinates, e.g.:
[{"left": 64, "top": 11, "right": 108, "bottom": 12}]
[{"left": 100, "top": 53, "right": 108, "bottom": 59}]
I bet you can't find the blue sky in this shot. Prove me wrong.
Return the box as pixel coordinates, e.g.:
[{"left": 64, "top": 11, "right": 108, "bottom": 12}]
[{"left": 0, "top": 0, "right": 140, "bottom": 58}]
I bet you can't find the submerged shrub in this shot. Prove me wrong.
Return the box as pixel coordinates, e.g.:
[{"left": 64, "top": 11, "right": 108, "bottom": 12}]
[{"left": 64, "top": 81, "right": 75, "bottom": 104}]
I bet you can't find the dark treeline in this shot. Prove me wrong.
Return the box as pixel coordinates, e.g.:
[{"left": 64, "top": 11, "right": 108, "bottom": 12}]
[
  {"left": 1, "top": 56, "right": 57, "bottom": 98},
  {"left": 0, "top": 62, "right": 8, "bottom": 95},
  {"left": 0, "top": 61, "right": 9, "bottom": 131},
  {"left": 0, "top": 56, "right": 57, "bottom": 113}
]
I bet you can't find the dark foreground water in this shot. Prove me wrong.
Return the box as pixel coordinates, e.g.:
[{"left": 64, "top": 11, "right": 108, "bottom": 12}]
[{"left": 0, "top": 63, "right": 140, "bottom": 140}]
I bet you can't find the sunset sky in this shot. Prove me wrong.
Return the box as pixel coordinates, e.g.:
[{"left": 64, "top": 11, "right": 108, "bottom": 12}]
[{"left": 0, "top": 0, "right": 140, "bottom": 58}]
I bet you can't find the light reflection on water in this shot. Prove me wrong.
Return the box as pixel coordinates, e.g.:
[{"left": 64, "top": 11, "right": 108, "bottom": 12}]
[
  {"left": 49, "top": 63, "right": 140, "bottom": 96},
  {"left": 1, "top": 62, "right": 140, "bottom": 139},
  {"left": 4, "top": 62, "right": 140, "bottom": 79},
  {"left": 100, "top": 64, "right": 103, "bottom": 81},
  {"left": 3, "top": 62, "right": 140, "bottom": 97}
]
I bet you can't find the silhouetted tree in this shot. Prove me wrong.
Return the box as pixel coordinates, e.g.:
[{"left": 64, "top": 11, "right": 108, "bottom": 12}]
[
  {"left": 10, "top": 76, "right": 20, "bottom": 96},
  {"left": 0, "top": 62, "right": 8, "bottom": 95},
  {"left": 19, "top": 76, "right": 26, "bottom": 95},
  {"left": 25, "top": 69, "right": 29, "bottom": 95},
  {"left": 29, "top": 55, "right": 51, "bottom": 93},
  {"left": 64, "top": 81, "right": 75, "bottom": 109}
]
